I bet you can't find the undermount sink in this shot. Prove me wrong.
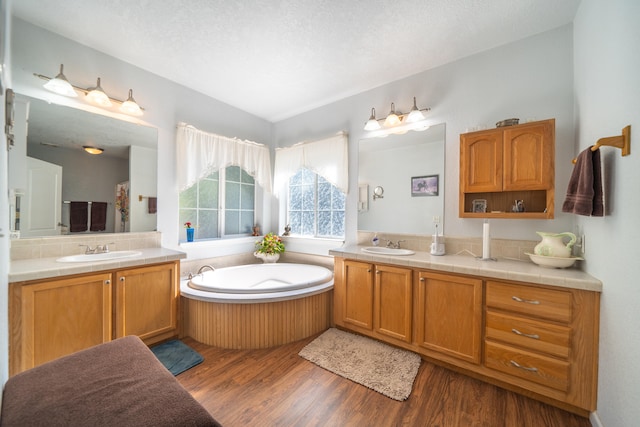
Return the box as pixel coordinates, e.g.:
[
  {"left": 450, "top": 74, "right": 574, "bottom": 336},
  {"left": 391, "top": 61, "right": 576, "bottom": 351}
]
[
  {"left": 56, "top": 250, "right": 143, "bottom": 263},
  {"left": 361, "top": 247, "right": 415, "bottom": 256}
]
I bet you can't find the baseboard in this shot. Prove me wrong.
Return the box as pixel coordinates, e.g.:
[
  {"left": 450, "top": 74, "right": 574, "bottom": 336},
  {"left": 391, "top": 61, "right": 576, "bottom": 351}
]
[{"left": 589, "top": 411, "right": 603, "bottom": 427}]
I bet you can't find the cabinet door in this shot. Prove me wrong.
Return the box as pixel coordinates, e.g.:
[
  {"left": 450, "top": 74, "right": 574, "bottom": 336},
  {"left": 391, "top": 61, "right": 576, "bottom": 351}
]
[
  {"left": 19, "top": 273, "right": 112, "bottom": 372},
  {"left": 460, "top": 130, "right": 503, "bottom": 192},
  {"left": 415, "top": 271, "right": 482, "bottom": 364},
  {"left": 343, "top": 260, "right": 374, "bottom": 330},
  {"left": 503, "top": 120, "right": 554, "bottom": 190},
  {"left": 374, "top": 265, "right": 412, "bottom": 343},
  {"left": 114, "top": 262, "right": 179, "bottom": 344}
]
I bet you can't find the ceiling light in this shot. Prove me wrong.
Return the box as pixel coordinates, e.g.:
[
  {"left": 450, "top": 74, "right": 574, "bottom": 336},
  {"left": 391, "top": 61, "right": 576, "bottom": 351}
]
[
  {"left": 119, "top": 89, "right": 143, "bottom": 116},
  {"left": 383, "top": 103, "right": 402, "bottom": 127},
  {"left": 83, "top": 146, "right": 104, "bottom": 155},
  {"left": 43, "top": 64, "right": 77, "bottom": 97},
  {"left": 86, "top": 78, "right": 113, "bottom": 107},
  {"left": 364, "top": 108, "right": 381, "bottom": 131},
  {"left": 406, "top": 97, "right": 425, "bottom": 123}
]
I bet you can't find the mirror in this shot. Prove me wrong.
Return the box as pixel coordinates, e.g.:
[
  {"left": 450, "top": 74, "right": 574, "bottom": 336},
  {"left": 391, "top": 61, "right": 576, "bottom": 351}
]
[
  {"left": 8, "top": 95, "right": 158, "bottom": 238},
  {"left": 358, "top": 123, "right": 445, "bottom": 235}
]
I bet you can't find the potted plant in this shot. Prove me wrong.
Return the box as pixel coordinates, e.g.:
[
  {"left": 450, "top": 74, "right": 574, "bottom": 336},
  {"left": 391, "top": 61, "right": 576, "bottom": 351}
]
[
  {"left": 254, "top": 232, "right": 285, "bottom": 263},
  {"left": 184, "top": 222, "right": 194, "bottom": 242}
]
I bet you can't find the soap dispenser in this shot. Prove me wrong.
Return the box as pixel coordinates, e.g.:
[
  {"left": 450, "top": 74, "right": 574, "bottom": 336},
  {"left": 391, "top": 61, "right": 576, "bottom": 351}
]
[{"left": 372, "top": 233, "right": 380, "bottom": 246}]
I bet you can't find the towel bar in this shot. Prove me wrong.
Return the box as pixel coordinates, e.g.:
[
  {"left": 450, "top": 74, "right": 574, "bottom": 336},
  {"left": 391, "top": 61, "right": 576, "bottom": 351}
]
[{"left": 572, "top": 125, "right": 631, "bottom": 164}]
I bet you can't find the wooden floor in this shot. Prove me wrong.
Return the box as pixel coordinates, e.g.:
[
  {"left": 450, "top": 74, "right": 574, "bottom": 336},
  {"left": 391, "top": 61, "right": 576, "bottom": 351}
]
[{"left": 177, "top": 334, "right": 591, "bottom": 427}]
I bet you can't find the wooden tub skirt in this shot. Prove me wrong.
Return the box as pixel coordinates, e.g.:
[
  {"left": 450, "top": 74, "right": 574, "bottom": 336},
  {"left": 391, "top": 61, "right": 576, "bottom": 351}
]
[{"left": 181, "top": 290, "right": 333, "bottom": 349}]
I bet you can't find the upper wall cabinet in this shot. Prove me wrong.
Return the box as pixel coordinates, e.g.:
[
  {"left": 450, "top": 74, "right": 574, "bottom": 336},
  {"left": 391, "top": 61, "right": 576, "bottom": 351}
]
[{"left": 459, "top": 119, "right": 555, "bottom": 219}]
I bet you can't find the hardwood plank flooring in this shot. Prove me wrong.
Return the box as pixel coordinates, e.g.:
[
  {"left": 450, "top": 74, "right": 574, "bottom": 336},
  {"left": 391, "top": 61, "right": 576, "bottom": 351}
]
[{"left": 177, "top": 335, "right": 591, "bottom": 427}]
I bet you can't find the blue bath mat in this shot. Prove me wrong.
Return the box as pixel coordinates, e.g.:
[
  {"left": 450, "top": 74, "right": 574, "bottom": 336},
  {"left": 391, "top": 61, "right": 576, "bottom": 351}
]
[{"left": 151, "top": 340, "right": 204, "bottom": 376}]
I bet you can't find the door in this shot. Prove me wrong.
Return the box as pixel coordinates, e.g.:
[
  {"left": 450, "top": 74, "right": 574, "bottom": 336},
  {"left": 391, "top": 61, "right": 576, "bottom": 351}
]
[
  {"left": 343, "top": 260, "right": 374, "bottom": 330},
  {"left": 19, "top": 273, "right": 112, "bottom": 373},
  {"left": 114, "top": 262, "right": 179, "bottom": 344},
  {"left": 21, "top": 157, "right": 62, "bottom": 237},
  {"left": 416, "top": 271, "right": 483, "bottom": 364},
  {"left": 374, "top": 264, "right": 412, "bottom": 343}
]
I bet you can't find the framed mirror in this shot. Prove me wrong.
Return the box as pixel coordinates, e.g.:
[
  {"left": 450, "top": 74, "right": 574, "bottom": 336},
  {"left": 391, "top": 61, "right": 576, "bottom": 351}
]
[
  {"left": 8, "top": 94, "right": 158, "bottom": 238},
  {"left": 358, "top": 123, "right": 445, "bottom": 235}
]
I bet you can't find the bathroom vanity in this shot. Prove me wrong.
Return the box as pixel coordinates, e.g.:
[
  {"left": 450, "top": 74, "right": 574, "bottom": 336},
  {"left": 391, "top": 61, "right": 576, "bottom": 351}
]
[
  {"left": 8, "top": 246, "right": 185, "bottom": 376},
  {"left": 331, "top": 246, "right": 600, "bottom": 417}
]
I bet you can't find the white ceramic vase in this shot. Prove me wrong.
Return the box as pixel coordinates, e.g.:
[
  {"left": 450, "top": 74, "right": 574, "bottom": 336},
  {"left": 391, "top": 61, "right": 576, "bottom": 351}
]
[
  {"left": 534, "top": 232, "right": 576, "bottom": 258},
  {"left": 254, "top": 252, "right": 280, "bottom": 263}
]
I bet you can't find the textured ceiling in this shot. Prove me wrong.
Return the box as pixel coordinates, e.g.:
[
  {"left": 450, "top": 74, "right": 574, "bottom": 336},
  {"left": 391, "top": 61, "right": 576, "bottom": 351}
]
[{"left": 13, "top": 0, "right": 580, "bottom": 122}]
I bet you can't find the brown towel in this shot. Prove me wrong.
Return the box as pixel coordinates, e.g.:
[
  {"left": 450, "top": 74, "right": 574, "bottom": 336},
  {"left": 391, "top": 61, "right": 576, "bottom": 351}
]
[
  {"left": 90, "top": 202, "right": 108, "bottom": 231},
  {"left": 562, "top": 146, "right": 604, "bottom": 216},
  {"left": 70, "top": 202, "right": 88, "bottom": 232},
  {"left": 148, "top": 197, "right": 157, "bottom": 214}
]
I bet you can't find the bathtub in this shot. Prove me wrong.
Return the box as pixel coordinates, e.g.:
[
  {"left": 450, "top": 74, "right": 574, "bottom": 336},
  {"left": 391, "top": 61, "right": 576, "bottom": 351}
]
[{"left": 180, "top": 263, "right": 334, "bottom": 349}]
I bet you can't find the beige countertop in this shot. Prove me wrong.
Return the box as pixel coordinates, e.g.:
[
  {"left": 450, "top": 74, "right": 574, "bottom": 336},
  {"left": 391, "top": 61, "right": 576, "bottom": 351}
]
[
  {"left": 9, "top": 247, "right": 187, "bottom": 283},
  {"left": 330, "top": 246, "right": 602, "bottom": 292}
]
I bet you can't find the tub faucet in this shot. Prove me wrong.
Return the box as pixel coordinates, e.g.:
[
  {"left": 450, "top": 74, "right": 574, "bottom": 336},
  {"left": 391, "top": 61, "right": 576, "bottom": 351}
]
[{"left": 189, "top": 264, "right": 216, "bottom": 280}]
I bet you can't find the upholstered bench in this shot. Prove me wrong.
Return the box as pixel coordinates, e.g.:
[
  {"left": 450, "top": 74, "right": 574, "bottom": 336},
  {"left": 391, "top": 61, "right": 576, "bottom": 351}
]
[{"left": 0, "top": 336, "right": 221, "bottom": 427}]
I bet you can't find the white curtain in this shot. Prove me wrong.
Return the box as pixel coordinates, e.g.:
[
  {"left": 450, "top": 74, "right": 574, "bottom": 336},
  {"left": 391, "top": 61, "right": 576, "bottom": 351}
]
[
  {"left": 176, "top": 123, "right": 272, "bottom": 192},
  {"left": 273, "top": 132, "right": 348, "bottom": 196}
]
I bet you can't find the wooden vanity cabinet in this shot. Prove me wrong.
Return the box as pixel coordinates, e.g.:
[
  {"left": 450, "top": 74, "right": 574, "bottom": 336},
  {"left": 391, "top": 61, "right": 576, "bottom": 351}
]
[
  {"left": 114, "top": 262, "right": 179, "bottom": 344},
  {"left": 460, "top": 119, "right": 555, "bottom": 218},
  {"left": 415, "top": 271, "right": 483, "bottom": 364},
  {"left": 9, "top": 273, "right": 112, "bottom": 375},
  {"left": 9, "top": 261, "right": 180, "bottom": 375},
  {"left": 334, "top": 259, "right": 412, "bottom": 346},
  {"left": 484, "top": 280, "right": 599, "bottom": 413},
  {"left": 333, "top": 256, "right": 600, "bottom": 416}
]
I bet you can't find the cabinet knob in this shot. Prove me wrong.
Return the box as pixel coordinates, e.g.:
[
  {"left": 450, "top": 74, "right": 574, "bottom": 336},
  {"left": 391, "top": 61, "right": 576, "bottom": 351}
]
[
  {"left": 419, "top": 277, "right": 425, "bottom": 282},
  {"left": 367, "top": 269, "right": 371, "bottom": 273},
  {"left": 120, "top": 277, "right": 125, "bottom": 282},
  {"left": 375, "top": 270, "right": 380, "bottom": 274},
  {"left": 105, "top": 280, "right": 110, "bottom": 285}
]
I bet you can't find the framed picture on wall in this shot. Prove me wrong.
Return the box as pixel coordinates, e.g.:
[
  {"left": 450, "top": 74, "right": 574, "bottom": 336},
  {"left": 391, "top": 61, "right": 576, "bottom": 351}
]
[
  {"left": 411, "top": 174, "right": 438, "bottom": 197},
  {"left": 472, "top": 199, "right": 487, "bottom": 213}
]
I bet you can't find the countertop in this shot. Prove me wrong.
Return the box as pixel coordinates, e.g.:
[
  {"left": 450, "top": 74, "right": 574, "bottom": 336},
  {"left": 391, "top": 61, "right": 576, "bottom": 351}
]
[
  {"left": 9, "top": 247, "right": 187, "bottom": 283},
  {"left": 330, "top": 246, "right": 602, "bottom": 292}
]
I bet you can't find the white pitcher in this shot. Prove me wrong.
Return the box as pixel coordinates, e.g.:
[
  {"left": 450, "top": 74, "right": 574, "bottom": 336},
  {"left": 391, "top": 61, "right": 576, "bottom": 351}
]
[{"left": 534, "top": 232, "right": 576, "bottom": 258}]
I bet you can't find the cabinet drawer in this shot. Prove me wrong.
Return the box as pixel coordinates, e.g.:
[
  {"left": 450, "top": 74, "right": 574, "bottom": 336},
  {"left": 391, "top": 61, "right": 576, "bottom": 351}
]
[
  {"left": 485, "top": 341, "right": 569, "bottom": 392},
  {"left": 486, "top": 311, "right": 570, "bottom": 358},
  {"left": 486, "top": 281, "right": 571, "bottom": 323}
]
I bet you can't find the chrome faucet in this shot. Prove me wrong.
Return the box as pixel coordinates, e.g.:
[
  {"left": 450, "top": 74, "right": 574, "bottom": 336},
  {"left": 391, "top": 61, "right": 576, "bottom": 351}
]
[
  {"left": 381, "top": 239, "right": 406, "bottom": 249},
  {"left": 79, "top": 242, "right": 115, "bottom": 254},
  {"left": 188, "top": 264, "right": 216, "bottom": 280}
]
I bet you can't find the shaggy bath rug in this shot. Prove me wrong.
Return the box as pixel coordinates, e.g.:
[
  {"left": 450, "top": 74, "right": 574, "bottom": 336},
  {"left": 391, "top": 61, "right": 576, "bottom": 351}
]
[
  {"left": 151, "top": 340, "right": 203, "bottom": 376},
  {"left": 298, "top": 328, "right": 421, "bottom": 401}
]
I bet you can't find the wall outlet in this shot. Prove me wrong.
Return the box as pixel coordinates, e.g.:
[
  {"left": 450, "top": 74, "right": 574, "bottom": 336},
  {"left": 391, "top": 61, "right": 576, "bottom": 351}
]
[{"left": 432, "top": 216, "right": 440, "bottom": 224}]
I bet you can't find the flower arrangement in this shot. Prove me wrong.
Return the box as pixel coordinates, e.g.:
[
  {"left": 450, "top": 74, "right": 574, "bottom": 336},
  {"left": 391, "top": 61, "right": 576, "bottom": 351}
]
[
  {"left": 255, "top": 232, "right": 285, "bottom": 255},
  {"left": 184, "top": 222, "right": 193, "bottom": 228}
]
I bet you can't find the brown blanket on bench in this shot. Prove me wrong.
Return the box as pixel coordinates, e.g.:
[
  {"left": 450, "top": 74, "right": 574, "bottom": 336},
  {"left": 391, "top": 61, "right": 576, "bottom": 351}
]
[{"left": 1, "top": 336, "right": 220, "bottom": 427}]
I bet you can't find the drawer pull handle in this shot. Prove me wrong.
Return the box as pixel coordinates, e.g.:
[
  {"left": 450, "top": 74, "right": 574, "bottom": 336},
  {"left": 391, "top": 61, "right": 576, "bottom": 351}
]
[
  {"left": 511, "top": 328, "right": 540, "bottom": 340},
  {"left": 512, "top": 296, "right": 540, "bottom": 305},
  {"left": 510, "top": 360, "right": 538, "bottom": 373}
]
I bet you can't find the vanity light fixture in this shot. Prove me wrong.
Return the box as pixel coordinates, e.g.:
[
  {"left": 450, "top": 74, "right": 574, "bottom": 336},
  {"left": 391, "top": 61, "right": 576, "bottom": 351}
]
[
  {"left": 42, "top": 64, "right": 77, "bottom": 98},
  {"left": 364, "top": 97, "right": 431, "bottom": 136},
  {"left": 35, "top": 66, "right": 145, "bottom": 116},
  {"left": 83, "top": 146, "right": 104, "bottom": 155},
  {"left": 119, "top": 89, "right": 143, "bottom": 116},
  {"left": 364, "top": 108, "right": 381, "bottom": 131},
  {"left": 86, "top": 78, "right": 113, "bottom": 107}
]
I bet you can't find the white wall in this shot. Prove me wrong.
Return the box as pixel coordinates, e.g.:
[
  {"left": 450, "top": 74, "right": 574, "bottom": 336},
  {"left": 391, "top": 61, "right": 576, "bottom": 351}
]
[
  {"left": 574, "top": 0, "right": 640, "bottom": 425},
  {"left": 0, "top": 0, "right": 11, "bottom": 404},
  {"left": 129, "top": 145, "right": 157, "bottom": 232},
  {"left": 274, "top": 25, "right": 576, "bottom": 244},
  {"left": 10, "top": 18, "right": 273, "bottom": 250}
]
